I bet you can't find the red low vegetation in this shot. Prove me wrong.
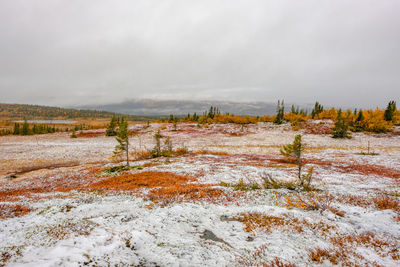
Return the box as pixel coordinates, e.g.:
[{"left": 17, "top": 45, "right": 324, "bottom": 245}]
[
  {"left": 88, "top": 171, "right": 195, "bottom": 190},
  {"left": 269, "top": 156, "right": 400, "bottom": 179},
  {"left": 0, "top": 168, "right": 102, "bottom": 201},
  {"left": 76, "top": 131, "right": 104, "bottom": 138},
  {"left": 0, "top": 168, "right": 236, "bottom": 204},
  {"left": 87, "top": 171, "right": 232, "bottom": 204}
]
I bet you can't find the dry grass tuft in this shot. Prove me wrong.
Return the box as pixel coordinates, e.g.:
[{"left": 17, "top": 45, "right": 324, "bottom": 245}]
[
  {"left": 194, "top": 150, "right": 230, "bottom": 156},
  {"left": 0, "top": 204, "right": 33, "bottom": 219},
  {"left": 234, "top": 212, "right": 334, "bottom": 235},
  {"left": 328, "top": 207, "right": 345, "bottom": 217},
  {"left": 310, "top": 232, "right": 400, "bottom": 265},
  {"left": 148, "top": 184, "right": 226, "bottom": 203},
  {"left": 45, "top": 219, "right": 97, "bottom": 241},
  {"left": 309, "top": 248, "right": 339, "bottom": 265},
  {"left": 372, "top": 196, "right": 399, "bottom": 211},
  {"left": 273, "top": 192, "right": 333, "bottom": 212},
  {"left": 237, "top": 244, "right": 296, "bottom": 267},
  {"left": 264, "top": 258, "right": 296, "bottom": 267},
  {"left": 329, "top": 232, "right": 400, "bottom": 261},
  {"left": 338, "top": 194, "right": 399, "bottom": 211}
]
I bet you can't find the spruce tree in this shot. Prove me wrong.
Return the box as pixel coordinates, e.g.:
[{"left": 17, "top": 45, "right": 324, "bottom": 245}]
[
  {"left": 152, "top": 130, "right": 163, "bottom": 157},
  {"left": 311, "top": 101, "right": 324, "bottom": 119},
  {"left": 114, "top": 117, "right": 130, "bottom": 167},
  {"left": 13, "top": 123, "right": 20, "bottom": 135},
  {"left": 291, "top": 105, "right": 296, "bottom": 114},
  {"left": 273, "top": 100, "right": 285, "bottom": 124},
  {"left": 106, "top": 115, "right": 118, "bottom": 136},
  {"left": 280, "top": 134, "right": 313, "bottom": 187},
  {"left": 384, "top": 100, "right": 396, "bottom": 121},
  {"left": 21, "top": 120, "right": 29, "bottom": 135},
  {"left": 332, "top": 110, "right": 350, "bottom": 138}
]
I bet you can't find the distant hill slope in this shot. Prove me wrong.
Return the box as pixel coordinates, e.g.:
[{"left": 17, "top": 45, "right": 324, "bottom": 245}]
[
  {"left": 78, "top": 99, "right": 306, "bottom": 116},
  {"left": 0, "top": 103, "right": 148, "bottom": 121}
]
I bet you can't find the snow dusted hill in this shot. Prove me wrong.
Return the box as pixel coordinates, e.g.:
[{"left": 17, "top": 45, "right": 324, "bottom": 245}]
[{"left": 77, "top": 99, "right": 289, "bottom": 116}]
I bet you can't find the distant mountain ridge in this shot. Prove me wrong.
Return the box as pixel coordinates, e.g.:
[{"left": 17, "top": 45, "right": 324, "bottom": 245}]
[{"left": 78, "top": 99, "right": 312, "bottom": 116}]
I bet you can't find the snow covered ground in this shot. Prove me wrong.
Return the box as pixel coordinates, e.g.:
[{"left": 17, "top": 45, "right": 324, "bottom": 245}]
[{"left": 0, "top": 123, "right": 399, "bottom": 266}]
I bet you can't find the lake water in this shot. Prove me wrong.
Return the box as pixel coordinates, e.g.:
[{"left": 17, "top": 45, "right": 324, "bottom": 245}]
[{"left": 14, "top": 120, "right": 76, "bottom": 124}]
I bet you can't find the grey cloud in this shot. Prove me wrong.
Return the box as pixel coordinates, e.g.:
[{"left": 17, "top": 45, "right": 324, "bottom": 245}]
[{"left": 0, "top": 0, "right": 399, "bottom": 108}]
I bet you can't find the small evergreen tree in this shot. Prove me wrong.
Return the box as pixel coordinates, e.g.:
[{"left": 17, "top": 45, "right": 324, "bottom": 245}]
[
  {"left": 70, "top": 130, "right": 77, "bottom": 138},
  {"left": 152, "top": 130, "right": 163, "bottom": 157},
  {"left": 332, "top": 109, "right": 351, "bottom": 138},
  {"left": 106, "top": 115, "right": 118, "bottom": 136},
  {"left": 353, "top": 109, "right": 365, "bottom": 132},
  {"left": 273, "top": 100, "right": 285, "bottom": 125},
  {"left": 281, "top": 134, "right": 304, "bottom": 184},
  {"left": 114, "top": 117, "right": 130, "bottom": 167},
  {"left": 291, "top": 105, "right": 298, "bottom": 114},
  {"left": 13, "top": 123, "right": 20, "bottom": 135},
  {"left": 355, "top": 109, "right": 364, "bottom": 122},
  {"left": 21, "top": 120, "right": 29, "bottom": 135},
  {"left": 311, "top": 101, "right": 324, "bottom": 119},
  {"left": 384, "top": 100, "right": 396, "bottom": 121},
  {"left": 280, "top": 134, "right": 315, "bottom": 188}
]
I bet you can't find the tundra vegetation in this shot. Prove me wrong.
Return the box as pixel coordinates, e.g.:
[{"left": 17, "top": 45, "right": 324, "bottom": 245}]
[{"left": 0, "top": 100, "right": 399, "bottom": 266}]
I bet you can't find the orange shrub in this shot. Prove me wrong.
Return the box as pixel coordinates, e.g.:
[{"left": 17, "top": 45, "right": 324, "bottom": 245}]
[
  {"left": 316, "top": 108, "right": 337, "bottom": 120},
  {"left": 284, "top": 113, "right": 307, "bottom": 124},
  {"left": 261, "top": 115, "right": 275, "bottom": 122},
  {"left": 373, "top": 196, "right": 399, "bottom": 211}
]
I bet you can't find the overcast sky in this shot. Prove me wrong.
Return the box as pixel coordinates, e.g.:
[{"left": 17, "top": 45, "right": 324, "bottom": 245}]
[{"left": 0, "top": 0, "right": 399, "bottom": 108}]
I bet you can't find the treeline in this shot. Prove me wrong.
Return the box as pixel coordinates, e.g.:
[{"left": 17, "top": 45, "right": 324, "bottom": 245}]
[
  {"left": 165, "top": 101, "right": 399, "bottom": 134},
  {"left": 282, "top": 101, "right": 398, "bottom": 133},
  {"left": 0, "top": 103, "right": 138, "bottom": 120},
  {"left": 1, "top": 121, "right": 88, "bottom": 136}
]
